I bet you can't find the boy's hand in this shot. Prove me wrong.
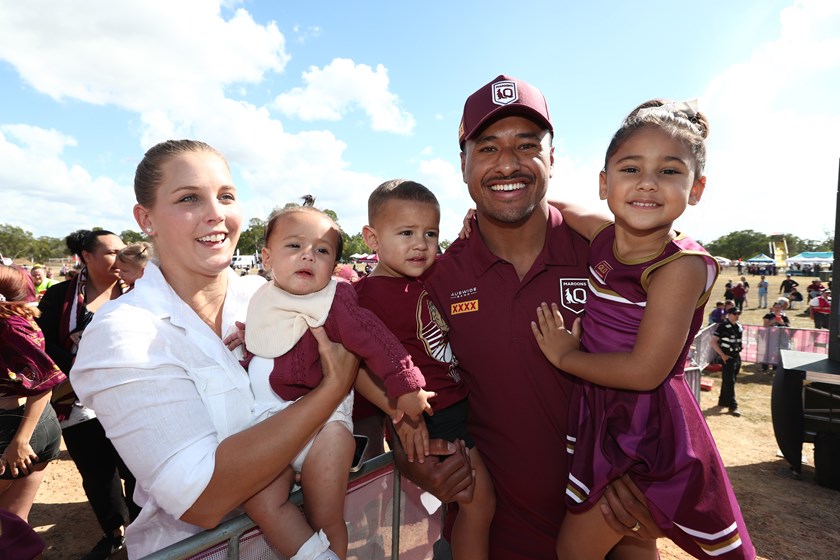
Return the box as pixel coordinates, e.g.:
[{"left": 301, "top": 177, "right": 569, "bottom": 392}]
[
  {"left": 458, "top": 208, "right": 477, "bottom": 239},
  {"left": 395, "top": 389, "right": 435, "bottom": 421},
  {"left": 395, "top": 415, "right": 431, "bottom": 463},
  {"left": 530, "top": 302, "right": 581, "bottom": 369}
]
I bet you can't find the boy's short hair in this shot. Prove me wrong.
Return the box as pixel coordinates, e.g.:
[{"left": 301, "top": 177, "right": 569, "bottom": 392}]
[
  {"left": 715, "top": 301, "right": 724, "bottom": 307},
  {"left": 368, "top": 179, "right": 440, "bottom": 225}
]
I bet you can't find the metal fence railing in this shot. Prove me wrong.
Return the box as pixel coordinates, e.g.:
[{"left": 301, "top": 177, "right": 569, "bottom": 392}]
[
  {"left": 140, "top": 452, "right": 442, "bottom": 560},
  {"left": 692, "top": 324, "right": 829, "bottom": 368}
]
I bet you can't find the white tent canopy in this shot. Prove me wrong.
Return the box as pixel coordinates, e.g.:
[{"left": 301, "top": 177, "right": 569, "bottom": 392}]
[
  {"left": 786, "top": 251, "right": 833, "bottom": 266},
  {"left": 746, "top": 253, "right": 775, "bottom": 263},
  {"left": 349, "top": 253, "right": 378, "bottom": 263}
]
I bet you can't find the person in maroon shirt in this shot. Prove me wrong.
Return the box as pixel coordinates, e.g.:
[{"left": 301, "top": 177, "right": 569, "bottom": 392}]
[
  {"left": 391, "top": 75, "right": 660, "bottom": 559},
  {"left": 731, "top": 282, "right": 747, "bottom": 311}
]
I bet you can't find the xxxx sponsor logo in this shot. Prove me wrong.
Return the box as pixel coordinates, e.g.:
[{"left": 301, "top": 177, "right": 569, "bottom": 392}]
[{"left": 451, "top": 300, "right": 478, "bottom": 315}]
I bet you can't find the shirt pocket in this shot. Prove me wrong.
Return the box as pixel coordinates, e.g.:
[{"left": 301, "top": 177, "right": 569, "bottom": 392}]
[{"left": 189, "top": 364, "right": 254, "bottom": 441}]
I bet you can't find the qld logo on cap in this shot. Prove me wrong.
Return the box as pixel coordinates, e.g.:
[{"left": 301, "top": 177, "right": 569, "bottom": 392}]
[{"left": 492, "top": 80, "right": 518, "bottom": 106}]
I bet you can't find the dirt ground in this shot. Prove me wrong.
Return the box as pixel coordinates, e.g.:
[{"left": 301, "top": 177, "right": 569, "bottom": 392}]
[{"left": 28, "top": 272, "right": 840, "bottom": 559}]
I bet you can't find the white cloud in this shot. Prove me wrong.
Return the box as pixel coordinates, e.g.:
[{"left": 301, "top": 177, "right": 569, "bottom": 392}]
[
  {"left": 0, "top": 1, "right": 289, "bottom": 110},
  {"left": 688, "top": 0, "right": 840, "bottom": 245},
  {"left": 274, "top": 58, "right": 416, "bottom": 134},
  {"left": 0, "top": 125, "right": 137, "bottom": 235},
  {"left": 0, "top": 1, "right": 407, "bottom": 238},
  {"left": 291, "top": 24, "right": 322, "bottom": 44}
]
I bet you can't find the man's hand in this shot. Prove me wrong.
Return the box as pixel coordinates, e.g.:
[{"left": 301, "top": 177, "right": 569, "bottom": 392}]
[
  {"left": 600, "top": 474, "right": 664, "bottom": 540},
  {"left": 390, "top": 424, "right": 474, "bottom": 504}
]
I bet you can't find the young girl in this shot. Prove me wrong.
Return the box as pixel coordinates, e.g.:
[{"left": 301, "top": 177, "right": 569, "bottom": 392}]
[
  {"left": 116, "top": 241, "right": 153, "bottom": 289},
  {"left": 0, "top": 265, "right": 65, "bottom": 523},
  {"left": 242, "top": 197, "right": 433, "bottom": 560},
  {"left": 531, "top": 100, "right": 755, "bottom": 559}
]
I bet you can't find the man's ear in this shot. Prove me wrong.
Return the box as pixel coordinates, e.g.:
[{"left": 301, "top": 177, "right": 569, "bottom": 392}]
[{"left": 362, "top": 225, "right": 379, "bottom": 252}]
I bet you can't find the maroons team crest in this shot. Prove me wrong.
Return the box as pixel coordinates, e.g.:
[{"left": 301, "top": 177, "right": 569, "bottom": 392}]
[
  {"left": 492, "top": 80, "right": 518, "bottom": 106},
  {"left": 559, "top": 278, "right": 587, "bottom": 315}
]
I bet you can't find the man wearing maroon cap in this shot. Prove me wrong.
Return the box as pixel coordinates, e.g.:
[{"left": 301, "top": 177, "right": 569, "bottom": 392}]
[{"left": 392, "top": 75, "right": 658, "bottom": 559}]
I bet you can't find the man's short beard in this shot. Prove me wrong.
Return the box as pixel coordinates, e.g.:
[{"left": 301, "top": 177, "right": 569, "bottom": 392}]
[{"left": 481, "top": 201, "right": 539, "bottom": 225}]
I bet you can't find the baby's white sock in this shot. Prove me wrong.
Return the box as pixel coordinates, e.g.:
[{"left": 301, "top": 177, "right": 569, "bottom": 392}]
[{"left": 290, "top": 530, "right": 339, "bottom": 560}]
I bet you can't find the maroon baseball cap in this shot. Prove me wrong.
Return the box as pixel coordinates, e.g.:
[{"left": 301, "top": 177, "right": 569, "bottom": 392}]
[{"left": 458, "top": 75, "right": 553, "bottom": 147}]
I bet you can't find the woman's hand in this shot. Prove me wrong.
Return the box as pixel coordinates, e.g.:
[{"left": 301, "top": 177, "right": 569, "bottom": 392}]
[
  {"left": 0, "top": 439, "right": 37, "bottom": 477},
  {"left": 311, "top": 326, "right": 358, "bottom": 396},
  {"left": 530, "top": 302, "right": 582, "bottom": 370}
]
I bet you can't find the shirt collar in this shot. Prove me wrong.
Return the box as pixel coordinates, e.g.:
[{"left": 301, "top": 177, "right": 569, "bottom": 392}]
[{"left": 464, "top": 205, "right": 585, "bottom": 277}]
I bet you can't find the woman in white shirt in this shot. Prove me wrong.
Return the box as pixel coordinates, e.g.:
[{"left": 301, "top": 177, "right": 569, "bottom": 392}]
[{"left": 72, "top": 140, "right": 357, "bottom": 559}]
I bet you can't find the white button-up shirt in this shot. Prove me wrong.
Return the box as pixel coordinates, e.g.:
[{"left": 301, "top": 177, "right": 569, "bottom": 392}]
[{"left": 73, "top": 262, "right": 265, "bottom": 558}]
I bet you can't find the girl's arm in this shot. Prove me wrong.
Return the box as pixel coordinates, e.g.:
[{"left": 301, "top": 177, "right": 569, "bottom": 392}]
[
  {"left": 0, "top": 390, "right": 50, "bottom": 477},
  {"left": 547, "top": 200, "right": 611, "bottom": 242},
  {"left": 460, "top": 202, "right": 611, "bottom": 241},
  {"left": 532, "top": 255, "right": 708, "bottom": 391}
]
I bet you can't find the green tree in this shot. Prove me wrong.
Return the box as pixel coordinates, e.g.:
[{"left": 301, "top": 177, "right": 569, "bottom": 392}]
[
  {"left": 813, "top": 230, "right": 835, "bottom": 252},
  {"left": 780, "top": 234, "right": 831, "bottom": 256},
  {"left": 703, "top": 230, "right": 769, "bottom": 261},
  {"left": 0, "top": 224, "right": 34, "bottom": 259},
  {"left": 237, "top": 217, "right": 266, "bottom": 256},
  {"left": 323, "top": 208, "right": 339, "bottom": 225},
  {"left": 120, "top": 229, "right": 146, "bottom": 243},
  {"left": 31, "top": 236, "right": 65, "bottom": 263},
  {"left": 341, "top": 232, "right": 369, "bottom": 262}
]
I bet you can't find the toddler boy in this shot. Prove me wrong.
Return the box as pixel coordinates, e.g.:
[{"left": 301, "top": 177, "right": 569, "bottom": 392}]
[{"left": 354, "top": 179, "right": 494, "bottom": 559}]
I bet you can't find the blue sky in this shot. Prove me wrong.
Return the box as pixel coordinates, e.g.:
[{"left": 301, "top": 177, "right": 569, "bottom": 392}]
[{"left": 1, "top": 0, "right": 838, "bottom": 248}]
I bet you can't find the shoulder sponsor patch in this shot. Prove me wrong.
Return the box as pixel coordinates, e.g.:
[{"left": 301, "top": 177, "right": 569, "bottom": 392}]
[
  {"left": 593, "top": 260, "right": 612, "bottom": 283},
  {"left": 451, "top": 300, "right": 478, "bottom": 315},
  {"left": 559, "top": 278, "right": 587, "bottom": 315}
]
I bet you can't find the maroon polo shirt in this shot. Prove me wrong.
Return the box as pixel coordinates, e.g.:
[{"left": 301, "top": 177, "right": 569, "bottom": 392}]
[{"left": 424, "top": 205, "right": 590, "bottom": 559}]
